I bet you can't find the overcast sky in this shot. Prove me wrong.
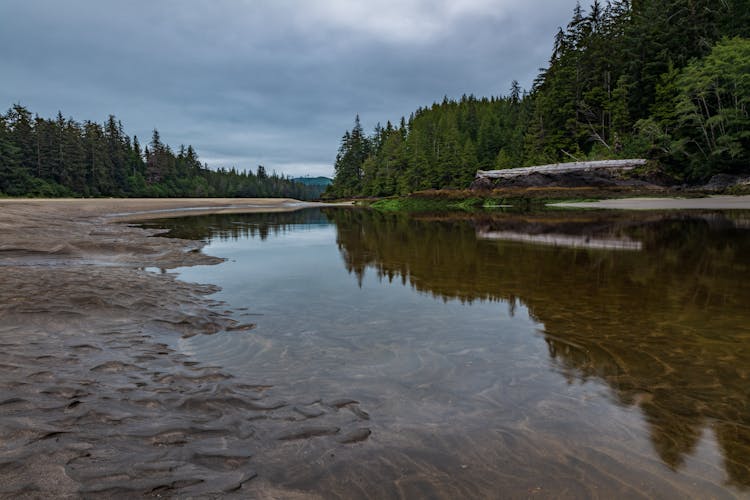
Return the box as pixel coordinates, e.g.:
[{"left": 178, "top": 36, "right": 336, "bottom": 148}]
[{"left": 0, "top": 1, "right": 575, "bottom": 178}]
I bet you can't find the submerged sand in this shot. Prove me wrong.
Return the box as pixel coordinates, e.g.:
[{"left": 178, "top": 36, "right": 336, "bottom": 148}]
[{"left": 0, "top": 198, "right": 368, "bottom": 498}]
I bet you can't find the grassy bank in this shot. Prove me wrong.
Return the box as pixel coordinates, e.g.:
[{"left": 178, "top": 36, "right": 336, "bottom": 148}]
[
  {"left": 365, "top": 186, "right": 689, "bottom": 212},
  {"left": 369, "top": 195, "right": 484, "bottom": 212}
]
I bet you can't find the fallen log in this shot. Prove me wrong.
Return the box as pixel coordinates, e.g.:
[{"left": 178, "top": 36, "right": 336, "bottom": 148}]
[{"left": 476, "top": 159, "right": 647, "bottom": 180}]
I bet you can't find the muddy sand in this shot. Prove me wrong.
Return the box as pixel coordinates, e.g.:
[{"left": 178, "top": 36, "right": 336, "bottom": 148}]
[{"left": 0, "top": 198, "right": 370, "bottom": 499}]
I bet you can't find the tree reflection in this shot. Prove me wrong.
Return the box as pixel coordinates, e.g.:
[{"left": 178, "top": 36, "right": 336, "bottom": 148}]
[
  {"left": 327, "top": 208, "right": 750, "bottom": 487},
  {"left": 140, "top": 210, "right": 330, "bottom": 242}
]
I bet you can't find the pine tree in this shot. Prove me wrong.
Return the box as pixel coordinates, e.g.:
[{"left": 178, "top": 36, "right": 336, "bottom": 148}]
[{"left": 0, "top": 112, "right": 26, "bottom": 195}]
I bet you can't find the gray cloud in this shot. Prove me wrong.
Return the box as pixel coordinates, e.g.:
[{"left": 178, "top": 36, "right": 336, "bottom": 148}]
[{"left": 0, "top": 0, "right": 575, "bottom": 177}]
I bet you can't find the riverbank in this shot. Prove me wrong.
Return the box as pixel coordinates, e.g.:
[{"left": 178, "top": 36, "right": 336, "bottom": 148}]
[
  {"left": 363, "top": 190, "right": 750, "bottom": 212},
  {"left": 0, "top": 198, "right": 364, "bottom": 498},
  {"left": 550, "top": 195, "right": 750, "bottom": 210}
]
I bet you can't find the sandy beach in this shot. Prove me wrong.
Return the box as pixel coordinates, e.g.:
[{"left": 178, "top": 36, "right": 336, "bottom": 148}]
[
  {"left": 549, "top": 194, "right": 750, "bottom": 210},
  {"left": 0, "top": 198, "right": 366, "bottom": 498}
]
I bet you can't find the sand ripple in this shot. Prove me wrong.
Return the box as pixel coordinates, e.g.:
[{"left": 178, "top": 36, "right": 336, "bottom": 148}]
[{"left": 0, "top": 200, "right": 369, "bottom": 498}]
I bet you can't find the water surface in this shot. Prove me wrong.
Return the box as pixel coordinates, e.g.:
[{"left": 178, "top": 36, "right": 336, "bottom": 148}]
[{"left": 145, "top": 208, "right": 750, "bottom": 498}]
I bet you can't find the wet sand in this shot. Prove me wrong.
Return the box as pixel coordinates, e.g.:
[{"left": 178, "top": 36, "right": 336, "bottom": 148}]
[
  {"left": 0, "top": 198, "right": 367, "bottom": 498},
  {"left": 549, "top": 194, "right": 750, "bottom": 210}
]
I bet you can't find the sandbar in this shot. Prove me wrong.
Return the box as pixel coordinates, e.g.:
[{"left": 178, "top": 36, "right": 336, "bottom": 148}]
[{"left": 549, "top": 194, "right": 750, "bottom": 210}]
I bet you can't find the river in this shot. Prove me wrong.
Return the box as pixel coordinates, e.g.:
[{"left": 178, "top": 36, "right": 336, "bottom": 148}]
[{"left": 142, "top": 207, "right": 750, "bottom": 498}]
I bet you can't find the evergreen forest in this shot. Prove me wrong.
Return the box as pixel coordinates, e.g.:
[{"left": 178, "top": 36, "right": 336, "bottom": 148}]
[
  {"left": 326, "top": 0, "right": 750, "bottom": 198},
  {"left": 0, "top": 105, "right": 321, "bottom": 199}
]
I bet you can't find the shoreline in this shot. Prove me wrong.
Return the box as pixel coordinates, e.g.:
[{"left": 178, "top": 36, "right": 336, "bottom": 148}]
[
  {"left": 0, "top": 197, "right": 347, "bottom": 221},
  {"left": 548, "top": 194, "right": 750, "bottom": 210},
  {"left": 364, "top": 192, "right": 750, "bottom": 212},
  {"left": 0, "top": 198, "right": 362, "bottom": 498}
]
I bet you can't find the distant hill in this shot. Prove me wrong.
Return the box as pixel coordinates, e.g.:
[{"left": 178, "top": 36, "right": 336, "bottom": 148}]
[{"left": 292, "top": 176, "right": 333, "bottom": 187}]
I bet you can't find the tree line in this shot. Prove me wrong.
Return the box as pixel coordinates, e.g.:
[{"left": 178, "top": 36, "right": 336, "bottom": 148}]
[
  {"left": 0, "top": 105, "right": 321, "bottom": 199},
  {"left": 326, "top": 0, "right": 750, "bottom": 198}
]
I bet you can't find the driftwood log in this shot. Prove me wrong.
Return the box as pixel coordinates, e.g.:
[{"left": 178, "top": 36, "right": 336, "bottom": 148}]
[{"left": 476, "top": 159, "right": 647, "bottom": 180}]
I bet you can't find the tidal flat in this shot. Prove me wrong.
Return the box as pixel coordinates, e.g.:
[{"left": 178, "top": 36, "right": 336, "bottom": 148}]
[{"left": 2, "top": 199, "right": 750, "bottom": 498}]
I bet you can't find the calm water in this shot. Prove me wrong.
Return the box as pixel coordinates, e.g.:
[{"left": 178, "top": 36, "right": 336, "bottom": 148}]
[{"left": 144, "top": 208, "right": 750, "bottom": 498}]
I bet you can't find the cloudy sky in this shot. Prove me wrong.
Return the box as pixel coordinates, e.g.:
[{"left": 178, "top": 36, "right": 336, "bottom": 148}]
[{"left": 0, "top": 1, "right": 575, "bottom": 177}]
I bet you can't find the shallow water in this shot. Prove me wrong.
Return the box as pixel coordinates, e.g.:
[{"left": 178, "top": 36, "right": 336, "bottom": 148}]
[{"left": 145, "top": 208, "right": 750, "bottom": 498}]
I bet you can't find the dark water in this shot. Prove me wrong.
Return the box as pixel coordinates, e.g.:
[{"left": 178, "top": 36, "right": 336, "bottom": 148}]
[{"left": 144, "top": 208, "right": 750, "bottom": 498}]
